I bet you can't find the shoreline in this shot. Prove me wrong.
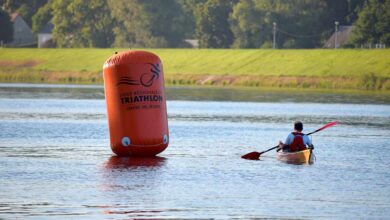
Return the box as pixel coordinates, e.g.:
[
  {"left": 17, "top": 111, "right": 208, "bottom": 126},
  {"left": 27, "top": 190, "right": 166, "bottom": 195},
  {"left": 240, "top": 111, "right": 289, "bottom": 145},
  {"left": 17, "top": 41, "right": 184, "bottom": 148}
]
[
  {"left": 1, "top": 82, "right": 389, "bottom": 104},
  {"left": 1, "top": 81, "right": 389, "bottom": 96},
  {"left": 0, "top": 72, "right": 389, "bottom": 94}
]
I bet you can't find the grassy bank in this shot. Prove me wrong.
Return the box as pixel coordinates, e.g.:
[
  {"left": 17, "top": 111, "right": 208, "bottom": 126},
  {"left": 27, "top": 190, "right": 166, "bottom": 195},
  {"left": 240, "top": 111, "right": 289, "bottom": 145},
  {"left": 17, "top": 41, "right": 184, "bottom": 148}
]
[{"left": 0, "top": 48, "right": 389, "bottom": 91}]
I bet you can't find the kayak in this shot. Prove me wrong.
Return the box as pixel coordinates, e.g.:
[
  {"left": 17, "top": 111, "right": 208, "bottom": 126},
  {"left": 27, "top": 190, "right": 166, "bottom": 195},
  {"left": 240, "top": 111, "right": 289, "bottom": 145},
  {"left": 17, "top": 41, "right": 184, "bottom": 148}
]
[{"left": 277, "top": 149, "right": 313, "bottom": 164}]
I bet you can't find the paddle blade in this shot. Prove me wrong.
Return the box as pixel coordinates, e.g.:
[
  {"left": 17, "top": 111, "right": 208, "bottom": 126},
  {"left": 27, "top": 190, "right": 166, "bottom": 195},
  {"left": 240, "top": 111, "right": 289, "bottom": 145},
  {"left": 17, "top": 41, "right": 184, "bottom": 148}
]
[
  {"left": 307, "top": 121, "right": 339, "bottom": 135},
  {"left": 241, "top": 151, "right": 261, "bottom": 160},
  {"left": 318, "top": 121, "right": 339, "bottom": 131}
]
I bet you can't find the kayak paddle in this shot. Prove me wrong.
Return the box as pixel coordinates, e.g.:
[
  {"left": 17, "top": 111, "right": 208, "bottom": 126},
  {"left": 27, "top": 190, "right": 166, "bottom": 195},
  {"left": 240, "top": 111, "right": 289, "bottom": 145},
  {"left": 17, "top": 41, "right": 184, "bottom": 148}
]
[
  {"left": 306, "top": 121, "right": 338, "bottom": 135},
  {"left": 241, "top": 121, "right": 339, "bottom": 160},
  {"left": 241, "top": 145, "right": 279, "bottom": 160}
]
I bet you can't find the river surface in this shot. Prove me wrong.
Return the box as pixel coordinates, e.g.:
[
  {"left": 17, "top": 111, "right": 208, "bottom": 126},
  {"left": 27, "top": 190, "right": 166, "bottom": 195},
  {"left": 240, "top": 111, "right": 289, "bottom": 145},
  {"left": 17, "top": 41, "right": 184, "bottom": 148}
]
[{"left": 0, "top": 83, "right": 390, "bottom": 219}]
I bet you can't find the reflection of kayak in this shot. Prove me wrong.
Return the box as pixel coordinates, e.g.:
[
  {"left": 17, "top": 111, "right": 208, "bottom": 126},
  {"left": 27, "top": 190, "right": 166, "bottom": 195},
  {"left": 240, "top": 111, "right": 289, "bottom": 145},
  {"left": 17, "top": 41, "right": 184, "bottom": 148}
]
[{"left": 277, "top": 149, "right": 313, "bottom": 164}]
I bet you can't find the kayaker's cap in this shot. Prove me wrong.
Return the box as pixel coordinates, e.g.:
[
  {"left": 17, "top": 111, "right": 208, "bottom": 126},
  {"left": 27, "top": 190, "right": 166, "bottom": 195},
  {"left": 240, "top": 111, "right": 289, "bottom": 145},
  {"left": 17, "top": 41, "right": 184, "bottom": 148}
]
[{"left": 294, "top": 121, "right": 303, "bottom": 131}]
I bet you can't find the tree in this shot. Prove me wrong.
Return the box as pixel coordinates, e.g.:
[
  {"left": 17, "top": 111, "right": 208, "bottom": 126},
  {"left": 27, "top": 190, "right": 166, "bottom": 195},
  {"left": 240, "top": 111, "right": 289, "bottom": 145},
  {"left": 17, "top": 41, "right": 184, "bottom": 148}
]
[
  {"left": 228, "top": 0, "right": 367, "bottom": 49},
  {"left": 196, "top": 0, "right": 235, "bottom": 48},
  {"left": 176, "top": 0, "right": 207, "bottom": 39},
  {"left": 318, "top": 0, "right": 365, "bottom": 46},
  {"left": 266, "top": 0, "right": 331, "bottom": 48},
  {"left": 350, "top": 0, "right": 390, "bottom": 46},
  {"left": 108, "top": 0, "right": 188, "bottom": 48},
  {"left": 230, "top": 0, "right": 340, "bottom": 48},
  {"left": 229, "top": 0, "right": 270, "bottom": 48},
  {"left": 32, "top": 1, "right": 52, "bottom": 33},
  {"left": 0, "top": 0, "right": 48, "bottom": 26},
  {"left": 51, "top": 0, "right": 114, "bottom": 47},
  {"left": 0, "top": 8, "right": 13, "bottom": 44},
  {"left": 325, "top": 0, "right": 365, "bottom": 25}
]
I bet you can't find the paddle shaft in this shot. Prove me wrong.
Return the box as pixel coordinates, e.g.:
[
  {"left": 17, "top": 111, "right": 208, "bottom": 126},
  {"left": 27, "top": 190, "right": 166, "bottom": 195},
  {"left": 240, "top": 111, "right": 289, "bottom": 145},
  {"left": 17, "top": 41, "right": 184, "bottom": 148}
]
[
  {"left": 259, "top": 145, "right": 279, "bottom": 154},
  {"left": 306, "top": 129, "right": 324, "bottom": 136}
]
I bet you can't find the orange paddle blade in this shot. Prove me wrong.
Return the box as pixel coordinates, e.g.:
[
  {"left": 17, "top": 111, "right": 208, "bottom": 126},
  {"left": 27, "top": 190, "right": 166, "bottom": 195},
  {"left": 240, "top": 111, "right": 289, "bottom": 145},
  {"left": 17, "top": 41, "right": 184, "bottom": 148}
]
[{"left": 241, "top": 151, "right": 261, "bottom": 160}]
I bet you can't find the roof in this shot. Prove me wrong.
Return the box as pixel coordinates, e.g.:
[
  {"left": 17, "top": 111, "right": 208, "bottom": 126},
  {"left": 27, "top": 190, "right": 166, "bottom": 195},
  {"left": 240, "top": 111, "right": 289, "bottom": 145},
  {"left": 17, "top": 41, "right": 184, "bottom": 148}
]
[
  {"left": 39, "top": 22, "right": 54, "bottom": 34},
  {"left": 324, "top": 26, "right": 354, "bottom": 48},
  {"left": 10, "top": 13, "right": 19, "bottom": 22}
]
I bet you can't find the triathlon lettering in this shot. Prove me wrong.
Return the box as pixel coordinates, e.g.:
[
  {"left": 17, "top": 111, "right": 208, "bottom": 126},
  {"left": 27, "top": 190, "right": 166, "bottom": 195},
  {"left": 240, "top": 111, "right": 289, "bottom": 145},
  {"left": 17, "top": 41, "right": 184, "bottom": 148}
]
[
  {"left": 120, "top": 95, "right": 163, "bottom": 104},
  {"left": 119, "top": 90, "right": 163, "bottom": 111}
]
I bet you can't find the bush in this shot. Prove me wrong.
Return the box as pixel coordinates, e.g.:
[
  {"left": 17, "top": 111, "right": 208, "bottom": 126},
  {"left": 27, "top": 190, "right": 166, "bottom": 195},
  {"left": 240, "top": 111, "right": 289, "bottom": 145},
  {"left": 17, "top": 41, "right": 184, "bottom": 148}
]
[{"left": 360, "top": 72, "right": 379, "bottom": 90}]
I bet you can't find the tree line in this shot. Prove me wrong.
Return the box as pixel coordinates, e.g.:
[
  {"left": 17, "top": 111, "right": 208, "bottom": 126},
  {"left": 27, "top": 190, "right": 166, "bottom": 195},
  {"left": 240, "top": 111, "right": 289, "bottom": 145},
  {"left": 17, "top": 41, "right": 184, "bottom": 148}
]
[{"left": 0, "top": 0, "right": 389, "bottom": 48}]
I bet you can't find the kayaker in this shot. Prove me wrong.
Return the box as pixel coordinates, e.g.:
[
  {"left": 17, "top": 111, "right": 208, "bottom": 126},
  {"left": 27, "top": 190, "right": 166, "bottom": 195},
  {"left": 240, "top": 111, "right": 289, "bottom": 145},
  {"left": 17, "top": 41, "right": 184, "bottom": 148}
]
[{"left": 278, "top": 121, "right": 314, "bottom": 152}]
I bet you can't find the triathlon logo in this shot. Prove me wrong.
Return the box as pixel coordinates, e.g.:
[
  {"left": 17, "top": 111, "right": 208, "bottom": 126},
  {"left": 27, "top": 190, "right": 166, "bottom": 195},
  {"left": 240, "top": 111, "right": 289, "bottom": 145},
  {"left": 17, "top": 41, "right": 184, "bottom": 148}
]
[{"left": 117, "top": 63, "right": 160, "bottom": 87}]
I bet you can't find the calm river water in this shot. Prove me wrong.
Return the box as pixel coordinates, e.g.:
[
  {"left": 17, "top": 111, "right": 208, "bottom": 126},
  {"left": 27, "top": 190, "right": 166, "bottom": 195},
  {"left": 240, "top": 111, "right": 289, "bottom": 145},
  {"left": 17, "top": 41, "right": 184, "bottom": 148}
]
[{"left": 0, "top": 83, "right": 390, "bottom": 219}]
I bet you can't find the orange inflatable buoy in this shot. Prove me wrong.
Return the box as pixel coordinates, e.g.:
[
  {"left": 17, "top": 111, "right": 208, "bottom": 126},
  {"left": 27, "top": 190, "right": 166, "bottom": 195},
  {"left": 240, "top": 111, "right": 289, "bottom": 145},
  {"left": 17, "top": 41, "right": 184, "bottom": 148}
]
[{"left": 103, "top": 50, "right": 169, "bottom": 156}]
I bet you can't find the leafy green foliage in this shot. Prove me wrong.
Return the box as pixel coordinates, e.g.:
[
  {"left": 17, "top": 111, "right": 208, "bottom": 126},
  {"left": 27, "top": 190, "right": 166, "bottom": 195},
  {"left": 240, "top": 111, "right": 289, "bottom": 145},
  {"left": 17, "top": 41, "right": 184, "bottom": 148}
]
[
  {"left": 31, "top": 2, "right": 52, "bottom": 33},
  {"left": 176, "top": 0, "right": 207, "bottom": 38},
  {"left": 196, "top": 0, "right": 235, "bottom": 48},
  {"left": 350, "top": 0, "right": 390, "bottom": 46},
  {"left": 0, "top": 0, "right": 48, "bottom": 26},
  {"left": 108, "top": 0, "right": 188, "bottom": 48},
  {"left": 230, "top": 0, "right": 268, "bottom": 48},
  {"left": 230, "top": 0, "right": 344, "bottom": 48},
  {"left": 51, "top": 0, "right": 114, "bottom": 47},
  {"left": 177, "top": 0, "right": 207, "bottom": 39},
  {"left": 228, "top": 0, "right": 373, "bottom": 49},
  {"left": 0, "top": 0, "right": 388, "bottom": 49}
]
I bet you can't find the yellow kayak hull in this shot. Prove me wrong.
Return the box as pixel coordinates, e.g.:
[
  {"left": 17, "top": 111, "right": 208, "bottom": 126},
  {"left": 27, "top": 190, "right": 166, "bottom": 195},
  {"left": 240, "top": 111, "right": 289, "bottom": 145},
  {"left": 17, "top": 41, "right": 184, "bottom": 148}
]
[{"left": 277, "top": 149, "right": 313, "bottom": 164}]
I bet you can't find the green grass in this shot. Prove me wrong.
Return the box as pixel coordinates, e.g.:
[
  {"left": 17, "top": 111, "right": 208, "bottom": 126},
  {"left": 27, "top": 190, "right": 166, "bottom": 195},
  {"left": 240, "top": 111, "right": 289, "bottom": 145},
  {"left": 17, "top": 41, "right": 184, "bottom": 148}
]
[{"left": 0, "top": 48, "right": 389, "bottom": 90}]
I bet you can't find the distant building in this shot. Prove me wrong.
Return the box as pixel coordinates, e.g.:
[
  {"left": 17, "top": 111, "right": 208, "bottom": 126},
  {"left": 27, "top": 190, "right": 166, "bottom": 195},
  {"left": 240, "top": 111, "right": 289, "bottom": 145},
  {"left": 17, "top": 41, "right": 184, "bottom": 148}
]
[
  {"left": 9, "top": 13, "right": 36, "bottom": 47},
  {"left": 184, "top": 39, "right": 199, "bottom": 48},
  {"left": 324, "top": 26, "right": 354, "bottom": 48},
  {"left": 38, "top": 22, "right": 54, "bottom": 48}
]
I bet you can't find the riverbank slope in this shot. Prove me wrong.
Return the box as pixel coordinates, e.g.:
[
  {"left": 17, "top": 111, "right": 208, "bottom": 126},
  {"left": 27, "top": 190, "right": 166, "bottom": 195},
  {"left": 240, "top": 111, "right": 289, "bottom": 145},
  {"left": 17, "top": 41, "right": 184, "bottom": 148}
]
[{"left": 0, "top": 48, "right": 389, "bottom": 91}]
